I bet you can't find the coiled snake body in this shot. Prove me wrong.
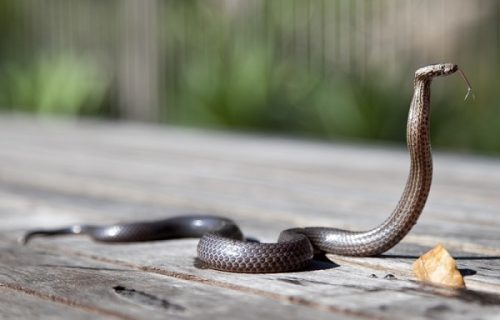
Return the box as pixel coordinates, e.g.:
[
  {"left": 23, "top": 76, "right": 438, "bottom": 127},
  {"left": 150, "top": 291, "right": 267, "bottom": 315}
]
[{"left": 23, "top": 64, "right": 469, "bottom": 273}]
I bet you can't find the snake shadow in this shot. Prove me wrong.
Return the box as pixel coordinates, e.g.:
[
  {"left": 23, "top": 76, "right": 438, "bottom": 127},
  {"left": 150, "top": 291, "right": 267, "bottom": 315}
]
[{"left": 307, "top": 253, "right": 340, "bottom": 271}]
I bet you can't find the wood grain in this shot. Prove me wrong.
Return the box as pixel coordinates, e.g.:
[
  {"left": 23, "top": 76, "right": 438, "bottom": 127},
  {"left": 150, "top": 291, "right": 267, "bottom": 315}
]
[{"left": 1, "top": 115, "right": 500, "bottom": 319}]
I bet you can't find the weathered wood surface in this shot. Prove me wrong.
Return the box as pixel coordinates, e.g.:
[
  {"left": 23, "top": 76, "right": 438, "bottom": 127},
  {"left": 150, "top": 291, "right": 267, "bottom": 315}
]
[{"left": 1, "top": 115, "right": 500, "bottom": 319}]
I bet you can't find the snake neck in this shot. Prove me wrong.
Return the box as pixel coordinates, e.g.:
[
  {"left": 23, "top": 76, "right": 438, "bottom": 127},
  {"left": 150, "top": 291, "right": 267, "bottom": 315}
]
[
  {"left": 302, "top": 77, "right": 436, "bottom": 256},
  {"left": 370, "top": 78, "right": 433, "bottom": 250}
]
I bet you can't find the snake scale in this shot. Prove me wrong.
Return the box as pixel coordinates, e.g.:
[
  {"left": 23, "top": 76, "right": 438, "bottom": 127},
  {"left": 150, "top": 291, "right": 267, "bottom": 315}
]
[{"left": 23, "top": 63, "right": 472, "bottom": 273}]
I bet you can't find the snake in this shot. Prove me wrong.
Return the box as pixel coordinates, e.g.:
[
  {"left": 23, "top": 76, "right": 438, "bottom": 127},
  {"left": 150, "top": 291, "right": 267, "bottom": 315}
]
[{"left": 22, "top": 63, "right": 472, "bottom": 273}]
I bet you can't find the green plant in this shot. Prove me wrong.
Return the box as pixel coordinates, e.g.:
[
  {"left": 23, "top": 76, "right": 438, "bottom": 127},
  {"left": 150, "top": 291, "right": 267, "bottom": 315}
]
[{"left": 0, "top": 55, "right": 109, "bottom": 116}]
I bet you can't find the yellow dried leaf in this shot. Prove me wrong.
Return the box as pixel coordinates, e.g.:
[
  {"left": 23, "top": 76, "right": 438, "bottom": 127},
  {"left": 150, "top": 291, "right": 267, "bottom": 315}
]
[{"left": 413, "top": 244, "right": 465, "bottom": 288}]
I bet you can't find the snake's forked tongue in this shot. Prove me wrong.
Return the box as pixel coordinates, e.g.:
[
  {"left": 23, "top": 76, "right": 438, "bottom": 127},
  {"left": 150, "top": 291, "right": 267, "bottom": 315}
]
[{"left": 457, "top": 68, "right": 474, "bottom": 101}]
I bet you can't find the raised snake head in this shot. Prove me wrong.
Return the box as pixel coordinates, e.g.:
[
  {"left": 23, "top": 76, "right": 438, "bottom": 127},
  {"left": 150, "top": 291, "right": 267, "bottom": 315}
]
[{"left": 415, "top": 63, "right": 458, "bottom": 79}]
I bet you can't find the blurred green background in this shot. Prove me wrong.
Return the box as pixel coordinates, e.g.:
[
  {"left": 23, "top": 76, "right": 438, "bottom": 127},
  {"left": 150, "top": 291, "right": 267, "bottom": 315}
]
[{"left": 0, "top": 0, "right": 499, "bottom": 154}]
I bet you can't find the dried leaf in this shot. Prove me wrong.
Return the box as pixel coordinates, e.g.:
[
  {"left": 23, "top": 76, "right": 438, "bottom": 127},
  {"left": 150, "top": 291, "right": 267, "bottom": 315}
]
[{"left": 413, "top": 244, "right": 465, "bottom": 288}]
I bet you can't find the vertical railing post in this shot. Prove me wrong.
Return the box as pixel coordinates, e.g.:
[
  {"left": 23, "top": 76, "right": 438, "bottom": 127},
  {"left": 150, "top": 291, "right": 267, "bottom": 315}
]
[{"left": 117, "top": 0, "right": 160, "bottom": 122}]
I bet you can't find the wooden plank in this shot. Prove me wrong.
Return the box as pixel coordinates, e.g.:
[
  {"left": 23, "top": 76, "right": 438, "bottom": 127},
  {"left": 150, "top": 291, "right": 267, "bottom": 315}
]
[
  {"left": 0, "top": 242, "right": 353, "bottom": 320},
  {"left": 0, "top": 116, "right": 498, "bottom": 213},
  {"left": 1, "top": 183, "right": 500, "bottom": 319},
  {"left": 1, "top": 135, "right": 499, "bottom": 253},
  {"left": 4, "top": 233, "right": 500, "bottom": 320},
  {"left": 0, "top": 287, "right": 108, "bottom": 320},
  {"left": 1, "top": 119, "right": 499, "bottom": 260},
  {"left": 0, "top": 117, "right": 499, "bottom": 259},
  {"left": 1, "top": 116, "right": 500, "bottom": 319}
]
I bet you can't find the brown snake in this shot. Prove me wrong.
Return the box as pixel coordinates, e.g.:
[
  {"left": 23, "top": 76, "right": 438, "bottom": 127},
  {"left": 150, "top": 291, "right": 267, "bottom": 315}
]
[{"left": 23, "top": 63, "right": 472, "bottom": 273}]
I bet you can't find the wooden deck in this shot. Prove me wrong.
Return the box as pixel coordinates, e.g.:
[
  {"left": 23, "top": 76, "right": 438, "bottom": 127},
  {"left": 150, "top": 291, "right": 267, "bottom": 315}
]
[{"left": 1, "top": 115, "right": 500, "bottom": 319}]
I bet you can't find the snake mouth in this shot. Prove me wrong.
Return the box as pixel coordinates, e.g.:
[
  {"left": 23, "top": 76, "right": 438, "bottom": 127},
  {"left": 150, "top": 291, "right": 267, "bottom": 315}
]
[{"left": 415, "top": 63, "right": 458, "bottom": 79}]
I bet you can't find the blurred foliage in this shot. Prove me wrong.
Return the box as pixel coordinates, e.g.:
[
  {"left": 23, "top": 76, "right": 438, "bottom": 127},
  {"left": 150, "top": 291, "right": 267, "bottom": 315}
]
[
  {"left": 164, "top": 1, "right": 500, "bottom": 155},
  {"left": 164, "top": 1, "right": 405, "bottom": 141},
  {"left": 0, "top": 55, "right": 109, "bottom": 115},
  {"left": 173, "top": 44, "right": 362, "bottom": 137},
  {"left": 0, "top": 0, "right": 499, "bottom": 155}
]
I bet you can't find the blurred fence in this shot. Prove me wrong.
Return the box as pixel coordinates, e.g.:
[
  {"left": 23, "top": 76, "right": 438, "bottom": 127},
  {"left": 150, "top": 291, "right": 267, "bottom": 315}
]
[{"left": 0, "top": 0, "right": 499, "bottom": 153}]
